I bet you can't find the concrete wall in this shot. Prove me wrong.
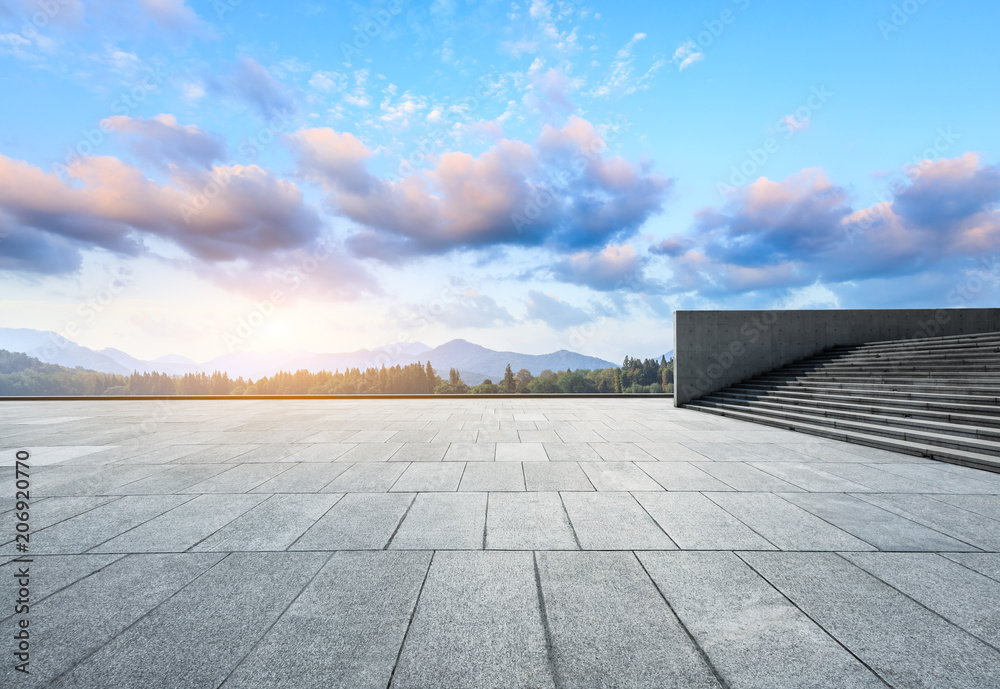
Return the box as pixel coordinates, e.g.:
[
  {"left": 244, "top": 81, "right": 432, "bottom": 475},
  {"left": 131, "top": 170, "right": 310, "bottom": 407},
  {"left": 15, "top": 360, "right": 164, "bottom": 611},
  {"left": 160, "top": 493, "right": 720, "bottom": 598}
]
[{"left": 673, "top": 308, "right": 1000, "bottom": 406}]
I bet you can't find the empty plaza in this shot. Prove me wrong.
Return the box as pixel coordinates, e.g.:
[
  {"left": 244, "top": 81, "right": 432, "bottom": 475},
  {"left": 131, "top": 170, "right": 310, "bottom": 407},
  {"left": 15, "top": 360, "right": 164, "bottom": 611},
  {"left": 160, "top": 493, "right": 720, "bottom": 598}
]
[{"left": 3, "top": 398, "right": 1000, "bottom": 688}]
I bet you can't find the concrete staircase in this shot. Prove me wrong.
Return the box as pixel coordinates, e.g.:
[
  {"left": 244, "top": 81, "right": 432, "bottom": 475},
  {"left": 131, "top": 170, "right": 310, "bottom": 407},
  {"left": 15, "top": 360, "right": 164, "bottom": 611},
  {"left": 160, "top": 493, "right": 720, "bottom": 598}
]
[{"left": 685, "top": 331, "right": 1000, "bottom": 472}]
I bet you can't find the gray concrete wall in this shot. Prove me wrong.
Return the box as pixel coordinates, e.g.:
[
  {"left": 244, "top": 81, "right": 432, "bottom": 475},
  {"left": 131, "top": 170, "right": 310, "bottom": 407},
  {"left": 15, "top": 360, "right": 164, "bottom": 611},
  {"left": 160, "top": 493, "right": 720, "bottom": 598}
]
[{"left": 673, "top": 308, "right": 1000, "bottom": 406}]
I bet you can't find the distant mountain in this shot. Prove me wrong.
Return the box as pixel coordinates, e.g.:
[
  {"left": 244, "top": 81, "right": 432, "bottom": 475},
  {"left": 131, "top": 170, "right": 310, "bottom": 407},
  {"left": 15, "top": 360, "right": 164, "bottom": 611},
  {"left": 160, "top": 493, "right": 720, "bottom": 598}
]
[
  {"left": 0, "top": 328, "right": 131, "bottom": 375},
  {"left": 98, "top": 348, "right": 202, "bottom": 376},
  {"left": 0, "top": 329, "right": 620, "bottom": 382},
  {"left": 198, "top": 349, "right": 317, "bottom": 379},
  {"left": 415, "top": 339, "right": 617, "bottom": 380}
]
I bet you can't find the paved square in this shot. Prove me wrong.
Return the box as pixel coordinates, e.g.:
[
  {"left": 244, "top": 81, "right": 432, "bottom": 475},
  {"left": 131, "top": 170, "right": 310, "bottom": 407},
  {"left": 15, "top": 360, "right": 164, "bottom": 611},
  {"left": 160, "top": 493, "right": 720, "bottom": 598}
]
[{"left": 3, "top": 398, "right": 1000, "bottom": 687}]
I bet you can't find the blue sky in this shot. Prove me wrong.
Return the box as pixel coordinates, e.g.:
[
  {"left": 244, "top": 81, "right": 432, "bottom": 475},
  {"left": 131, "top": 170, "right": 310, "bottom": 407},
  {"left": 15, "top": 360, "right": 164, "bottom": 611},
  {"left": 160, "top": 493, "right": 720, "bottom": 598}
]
[{"left": 1, "top": 0, "right": 998, "bottom": 362}]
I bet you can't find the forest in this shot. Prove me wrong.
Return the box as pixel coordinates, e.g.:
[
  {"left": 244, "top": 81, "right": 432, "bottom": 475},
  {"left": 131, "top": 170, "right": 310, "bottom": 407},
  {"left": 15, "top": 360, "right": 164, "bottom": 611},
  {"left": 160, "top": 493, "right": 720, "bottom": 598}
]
[{"left": 0, "top": 350, "right": 673, "bottom": 396}]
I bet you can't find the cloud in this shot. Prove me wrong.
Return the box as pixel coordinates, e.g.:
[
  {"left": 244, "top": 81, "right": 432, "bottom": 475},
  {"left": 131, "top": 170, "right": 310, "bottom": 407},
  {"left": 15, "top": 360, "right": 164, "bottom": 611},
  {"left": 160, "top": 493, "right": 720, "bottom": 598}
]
[
  {"left": 779, "top": 114, "right": 810, "bottom": 135},
  {"left": 551, "top": 244, "right": 656, "bottom": 292},
  {"left": 395, "top": 289, "right": 516, "bottom": 330},
  {"left": 893, "top": 152, "right": 1000, "bottom": 230},
  {"left": 591, "top": 33, "right": 666, "bottom": 98},
  {"left": 525, "top": 290, "right": 591, "bottom": 329},
  {"left": 136, "top": 0, "right": 210, "bottom": 36},
  {"left": 102, "top": 114, "right": 225, "bottom": 169},
  {"left": 523, "top": 60, "right": 579, "bottom": 115},
  {"left": 222, "top": 57, "right": 296, "bottom": 120},
  {"left": 503, "top": 0, "right": 580, "bottom": 57},
  {"left": 649, "top": 237, "right": 691, "bottom": 257},
  {"left": 672, "top": 41, "right": 704, "bottom": 71},
  {"left": 288, "top": 116, "right": 671, "bottom": 261},
  {"left": 660, "top": 155, "right": 1000, "bottom": 297},
  {"left": 0, "top": 152, "right": 327, "bottom": 272},
  {"left": 0, "top": 223, "right": 83, "bottom": 275}
]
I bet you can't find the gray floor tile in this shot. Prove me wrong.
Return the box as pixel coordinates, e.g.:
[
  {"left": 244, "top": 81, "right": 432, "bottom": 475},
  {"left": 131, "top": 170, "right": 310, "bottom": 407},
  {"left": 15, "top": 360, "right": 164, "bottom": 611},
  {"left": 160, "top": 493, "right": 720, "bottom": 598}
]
[
  {"left": 250, "top": 462, "right": 349, "bottom": 493},
  {"left": 459, "top": 462, "right": 524, "bottom": 491},
  {"left": 749, "top": 462, "right": 872, "bottom": 492},
  {"left": 537, "top": 551, "right": 721, "bottom": 688},
  {"left": 390, "top": 443, "right": 448, "bottom": 462},
  {"left": 941, "top": 553, "right": 1000, "bottom": 582},
  {"left": 323, "top": 463, "right": 408, "bottom": 492},
  {"left": 391, "top": 551, "right": 555, "bottom": 688},
  {"left": 579, "top": 462, "right": 663, "bottom": 491},
  {"left": 485, "top": 492, "right": 578, "bottom": 550},
  {"left": 193, "top": 494, "right": 343, "bottom": 551},
  {"left": 0, "top": 553, "right": 223, "bottom": 687},
  {"left": 284, "top": 443, "right": 357, "bottom": 461},
  {"left": 780, "top": 492, "right": 978, "bottom": 552},
  {"left": 91, "top": 494, "right": 267, "bottom": 553},
  {"left": 337, "top": 443, "right": 404, "bottom": 462},
  {"left": 0, "top": 553, "right": 123, "bottom": 609},
  {"left": 48, "top": 552, "right": 328, "bottom": 689},
  {"left": 741, "top": 551, "right": 1000, "bottom": 689},
  {"left": 522, "top": 462, "right": 595, "bottom": 491},
  {"left": 635, "top": 462, "right": 733, "bottom": 491},
  {"left": 843, "top": 552, "right": 1000, "bottom": 647},
  {"left": 443, "top": 442, "right": 494, "bottom": 462},
  {"left": 638, "top": 551, "right": 885, "bottom": 688},
  {"left": 542, "top": 442, "right": 602, "bottom": 461},
  {"left": 391, "top": 463, "right": 465, "bottom": 491},
  {"left": 696, "top": 462, "right": 803, "bottom": 492},
  {"left": 291, "top": 493, "right": 413, "bottom": 550},
  {"left": 634, "top": 492, "right": 776, "bottom": 550},
  {"left": 224, "top": 551, "right": 431, "bottom": 689},
  {"left": 706, "top": 493, "right": 874, "bottom": 551},
  {"left": 25, "top": 495, "right": 193, "bottom": 554},
  {"left": 560, "top": 492, "right": 675, "bottom": 550},
  {"left": 181, "top": 463, "right": 291, "bottom": 493},
  {"left": 496, "top": 442, "right": 548, "bottom": 461},
  {"left": 390, "top": 493, "right": 487, "bottom": 550},
  {"left": 854, "top": 493, "right": 1000, "bottom": 551},
  {"left": 590, "top": 442, "right": 655, "bottom": 462}
]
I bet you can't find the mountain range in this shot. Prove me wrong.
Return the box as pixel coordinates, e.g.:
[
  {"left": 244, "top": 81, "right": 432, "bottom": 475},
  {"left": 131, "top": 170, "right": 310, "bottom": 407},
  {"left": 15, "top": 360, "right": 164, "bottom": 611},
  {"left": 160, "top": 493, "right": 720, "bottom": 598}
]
[{"left": 0, "top": 328, "right": 628, "bottom": 384}]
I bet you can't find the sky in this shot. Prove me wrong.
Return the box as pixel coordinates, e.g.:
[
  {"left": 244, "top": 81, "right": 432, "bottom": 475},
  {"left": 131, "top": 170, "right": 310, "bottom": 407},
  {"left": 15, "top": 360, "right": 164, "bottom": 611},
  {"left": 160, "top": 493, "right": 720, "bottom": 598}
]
[{"left": 1, "top": 0, "right": 999, "bottom": 364}]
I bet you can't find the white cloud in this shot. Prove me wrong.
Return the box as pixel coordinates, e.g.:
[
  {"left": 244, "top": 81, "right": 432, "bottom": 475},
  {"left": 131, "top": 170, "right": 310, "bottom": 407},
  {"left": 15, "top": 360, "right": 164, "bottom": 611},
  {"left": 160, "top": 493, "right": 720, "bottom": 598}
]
[
  {"left": 673, "top": 41, "right": 704, "bottom": 71},
  {"left": 591, "top": 32, "right": 666, "bottom": 97}
]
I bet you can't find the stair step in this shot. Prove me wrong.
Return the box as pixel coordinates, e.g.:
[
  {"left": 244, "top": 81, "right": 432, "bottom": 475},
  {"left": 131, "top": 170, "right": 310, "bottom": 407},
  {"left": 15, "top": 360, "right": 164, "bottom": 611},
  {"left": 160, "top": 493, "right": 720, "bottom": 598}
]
[
  {"left": 685, "top": 330, "right": 1000, "bottom": 473},
  {"left": 741, "top": 379, "right": 1000, "bottom": 399},
  {"left": 686, "top": 403, "right": 1000, "bottom": 473},
  {"left": 702, "top": 395, "right": 1000, "bottom": 440},
  {"left": 692, "top": 400, "right": 1000, "bottom": 456},
  {"left": 710, "top": 390, "right": 1000, "bottom": 426}
]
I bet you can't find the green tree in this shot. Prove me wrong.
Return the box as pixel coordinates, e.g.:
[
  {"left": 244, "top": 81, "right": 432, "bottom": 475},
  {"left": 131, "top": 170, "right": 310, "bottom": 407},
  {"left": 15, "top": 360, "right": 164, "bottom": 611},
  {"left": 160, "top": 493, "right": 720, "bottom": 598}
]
[{"left": 502, "top": 364, "right": 516, "bottom": 392}]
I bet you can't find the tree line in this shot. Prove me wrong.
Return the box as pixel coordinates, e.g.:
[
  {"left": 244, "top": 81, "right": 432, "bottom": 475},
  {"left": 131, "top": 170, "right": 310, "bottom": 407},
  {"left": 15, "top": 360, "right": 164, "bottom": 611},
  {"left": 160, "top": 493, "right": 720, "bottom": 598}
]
[{"left": 0, "top": 349, "right": 673, "bottom": 396}]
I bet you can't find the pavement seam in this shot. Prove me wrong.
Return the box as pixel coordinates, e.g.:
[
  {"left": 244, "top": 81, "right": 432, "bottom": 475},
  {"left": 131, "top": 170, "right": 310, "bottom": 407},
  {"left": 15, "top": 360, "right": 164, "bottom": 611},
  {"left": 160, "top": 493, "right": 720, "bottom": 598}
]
[
  {"left": 926, "top": 493, "right": 1000, "bottom": 522},
  {"left": 939, "top": 552, "right": 1000, "bottom": 584},
  {"left": 628, "top": 491, "right": 679, "bottom": 549},
  {"left": 531, "top": 551, "right": 563, "bottom": 689},
  {"left": 0, "top": 553, "right": 127, "bottom": 627},
  {"left": 697, "top": 491, "right": 782, "bottom": 551},
  {"left": 216, "top": 550, "right": 336, "bottom": 688},
  {"left": 848, "top": 492, "right": 989, "bottom": 551},
  {"left": 482, "top": 491, "right": 490, "bottom": 549},
  {"left": 733, "top": 551, "right": 893, "bottom": 687},
  {"left": 834, "top": 551, "right": 1000, "bottom": 655},
  {"left": 45, "top": 550, "right": 232, "bottom": 685},
  {"left": 384, "top": 493, "right": 418, "bottom": 550},
  {"left": 780, "top": 490, "right": 980, "bottom": 552},
  {"left": 632, "top": 551, "right": 732, "bottom": 689},
  {"left": 385, "top": 549, "right": 434, "bottom": 689},
  {"left": 71, "top": 494, "right": 200, "bottom": 554},
  {"left": 285, "top": 491, "right": 347, "bottom": 550},
  {"left": 556, "top": 491, "right": 583, "bottom": 550}
]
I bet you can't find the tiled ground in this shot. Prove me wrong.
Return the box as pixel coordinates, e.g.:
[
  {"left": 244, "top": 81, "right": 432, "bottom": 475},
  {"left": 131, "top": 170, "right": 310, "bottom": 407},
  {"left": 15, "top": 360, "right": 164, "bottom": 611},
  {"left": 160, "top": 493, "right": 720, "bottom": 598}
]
[{"left": 3, "top": 398, "right": 1000, "bottom": 688}]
